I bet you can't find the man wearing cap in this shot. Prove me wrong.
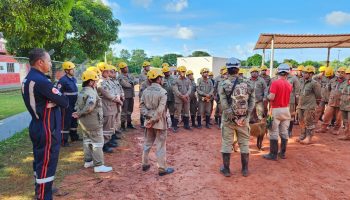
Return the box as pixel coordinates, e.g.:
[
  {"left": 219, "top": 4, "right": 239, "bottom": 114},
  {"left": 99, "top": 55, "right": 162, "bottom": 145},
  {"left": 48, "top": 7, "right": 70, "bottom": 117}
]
[
  {"left": 162, "top": 63, "right": 176, "bottom": 129},
  {"left": 260, "top": 65, "right": 271, "bottom": 87},
  {"left": 172, "top": 66, "right": 192, "bottom": 132},
  {"left": 316, "top": 67, "right": 347, "bottom": 133},
  {"left": 57, "top": 61, "right": 80, "bottom": 147},
  {"left": 314, "top": 66, "right": 331, "bottom": 122},
  {"left": 248, "top": 67, "right": 268, "bottom": 123},
  {"left": 219, "top": 57, "right": 255, "bottom": 177},
  {"left": 214, "top": 66, "right": 227, "bottom": 128},
  {"left": 139, "top": 61, "right": 152, "bottom": 128},
  {"left": 186, "top": 70, "right": 198, "bottom": 128},
  {"left": 118, "top": 62, "right": 138, "bottom": 130},
  {"left": 263, "top": 64, "right": 292, "bottom": 161},
  {"left": 197, "top": 68, "right": 214, "bottom": 129},
  {"left": 140, "top": 68, "right": 174, "bottom": 176},
  {"left": 287, "top": 65, "right": 301, "bottom": 137},
  {"left": 296, "top": 66, "right": 321, "bottom": 145}
]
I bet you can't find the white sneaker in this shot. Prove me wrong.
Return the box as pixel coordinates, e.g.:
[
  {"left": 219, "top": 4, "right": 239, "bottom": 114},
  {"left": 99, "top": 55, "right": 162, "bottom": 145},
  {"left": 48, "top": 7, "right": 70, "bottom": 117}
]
[
  {"left": 94, "top": 165, "right": 113, "bottom": 173},
  {"left": 84, "top": 161, "right": 94, "bottom": 168}
]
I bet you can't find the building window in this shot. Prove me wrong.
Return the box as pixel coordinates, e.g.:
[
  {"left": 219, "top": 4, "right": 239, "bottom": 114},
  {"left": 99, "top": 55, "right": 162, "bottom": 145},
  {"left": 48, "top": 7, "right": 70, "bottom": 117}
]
[
  {"left": 0, "top": 66, "right": 4, "bottom": 70},
  {"left": 7, "top": 63, "right": 14, "bottom": 72}
]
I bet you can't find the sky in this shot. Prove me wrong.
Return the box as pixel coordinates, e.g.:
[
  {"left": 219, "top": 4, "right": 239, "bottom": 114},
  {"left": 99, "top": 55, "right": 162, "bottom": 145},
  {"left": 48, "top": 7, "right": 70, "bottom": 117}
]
[{"left": 102, "top": 0, "right": 350, "bottom": 62}]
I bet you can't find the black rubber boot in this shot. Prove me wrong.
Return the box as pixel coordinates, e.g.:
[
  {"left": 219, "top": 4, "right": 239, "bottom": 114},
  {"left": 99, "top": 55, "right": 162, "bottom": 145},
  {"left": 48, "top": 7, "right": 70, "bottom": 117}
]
[
  {"left": 103, "top": 144, "right": 113, "bottom": 153},
  {"left": 170, "top": 115, "right": 175, "bottom": 128},
  {"left": 205, "top": 115, "right": 211, "bottom": 129},
  {"left": 140, "top": 115, "right": 145, "bottom": 128},
  {"left": 184, "top": 116, "right": 191, "bottom": 130},
  {"left": 62, "top": 133, "right": 70, "bottom": 147},
  {"left": 110, "top": 134, "right": 118, "bottom": 144},
  {"left": 114, "top": 131, "right": 122, "bottom": 139},
  {"left": 173, "top": 118, "right": 179, "bottom": 133},
  {"left": 191, "top": 115, "right": 197, "bottom": 128},
  {"left": 214, "top": 116, "right": 218, "bottom": 124},
  {"left": 108, "top": 140, "right": 118, "bottom": 148},
  {"left": 288, "top": 121, "right": 294, "bottom": 137},
  {"left": 278, "top": 138, "right": 288, "bottom": 159},
  {"left": 121, "top": 121, "right": 126, "bottom": 131},
  {"left": 263, "top": 140, "right": 278, "bottom": 161},
  {"left": 241, "top": 153, "right": 249, "bottom": 177},
  {"left": 127, "top": 121, "right": 136, "bottom": 129},
  {"left": 197, "top": 116, "right": 202, "bottom": 129},
  {"left": 220, "top": 153, "right": 231, "bottom": 177},
  {"left": 218, "top": 117, "right": 222, "bottom": 129},
  {"left": 70, "top": 130, "right": 81, "bottom": 141}
]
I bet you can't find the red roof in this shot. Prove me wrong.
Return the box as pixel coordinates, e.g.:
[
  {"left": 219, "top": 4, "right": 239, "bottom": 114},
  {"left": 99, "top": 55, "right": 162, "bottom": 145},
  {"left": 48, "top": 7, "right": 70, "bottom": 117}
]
[{"left": 0, "top": 55, "right": 17, "bottom": 63}]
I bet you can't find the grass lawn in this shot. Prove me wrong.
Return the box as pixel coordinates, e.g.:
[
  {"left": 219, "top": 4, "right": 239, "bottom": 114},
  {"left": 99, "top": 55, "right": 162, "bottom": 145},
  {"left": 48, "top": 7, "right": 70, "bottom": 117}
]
[
  {"left": 0, "top": 129, "right": 84, "bottom": 200},
  {"left": 0, "top": 90, "right": 27, "bottom": 120}
]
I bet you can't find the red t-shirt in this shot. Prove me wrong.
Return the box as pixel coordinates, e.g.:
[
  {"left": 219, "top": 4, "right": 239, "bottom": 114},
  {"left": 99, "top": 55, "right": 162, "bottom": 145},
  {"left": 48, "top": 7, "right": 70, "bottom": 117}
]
[{"left": 269, "top": 78, "right": 292, "bottom": 108}]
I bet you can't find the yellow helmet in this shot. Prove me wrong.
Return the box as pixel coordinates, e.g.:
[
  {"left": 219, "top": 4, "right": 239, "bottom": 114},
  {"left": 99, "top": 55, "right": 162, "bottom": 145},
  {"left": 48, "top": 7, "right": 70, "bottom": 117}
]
[
  {"left": 110, "top": 65, "right": 117, "bottom": 71},
  {"left": 62, "top": 61, "right": 75, "bottom": 70},
  {"left": 250, "top": 67, "right": 259, "bottom": 73},
  {"left": 177, "top": 66, "right": 187, "bottom": 72},
  {"left": 325, "top": 67, "right": 334, "bottom": 77},
  {"left": 346, "top": 68, "right": 350, "bottom": 74},
  {"left": 221, "top": 68, "right": 228, "bottom": 75},
  {"left": 260, "top": 65, "right": 268, "bottom": 70},
  {"left": 118, "top": 62, "right": 128, "bottom": 69},
  {"left": 147, "top": 68, "right": 164, "bottom": 79},
  {"left": 303, "top": 65, "right": 316, "bottom": 73},
  {"left": 162, "top": 66, "right": 170, "bottom": 73},
  {"left": 200, "top": 67, "right": 210, "bottom": 74},
  {"left": 162, "top": 63, "right": 169, "bottom": 68},
  {"left": 81, "top": 70, "right": 99, "bottom": 82},
  {"left": 142, "top": 61, "right": 151, "bottom": 67},
  {"left": 297, "top": 65, "right": 304, "bottom": 71},
  {"left": 97, "top": 62, "right": 110, "bottom": 71},
  {"left": 220, "top": 66, "right": 227, "bottom": 71},
  {"left": 186, "top": 70, "right": 193, "bottom": 76},
  {"left": 209, "top": 71, "right": 213, "bottom": 76},
  {"left": 319, "top": 66, "right": 326, "bottom": 72},
  {"left": 239, "top": 68, "right": 245, "bottom": 74},
  {"left": 86, "top": 66, "right": 101, "bottom": 76},
  {"left": 337, "top": 67, "right": 347, "bottom": 73}
]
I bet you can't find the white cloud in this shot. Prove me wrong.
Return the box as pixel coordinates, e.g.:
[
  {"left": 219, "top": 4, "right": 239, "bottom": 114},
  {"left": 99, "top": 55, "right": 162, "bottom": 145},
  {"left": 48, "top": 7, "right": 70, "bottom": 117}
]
[
  {"left": 101, "top": 0, "right": 120, "bottom": 11},
  {"left": 325, "top": 11, "right": 350, "bottom": 26},
  {"left": 120, "top": 23, "right": 194, "bottom": 40},
  {"left": 228, "top": 42, "right": 255, "bottom": 59},
  {"left": 132, "top": 0, "right": 153, "bottom": 8},
  {"left": 165, "top": 0, "right": 188, "bottom": 12},
  {"left": 176, "top": 27, "right": 194, "bottom": 39}
]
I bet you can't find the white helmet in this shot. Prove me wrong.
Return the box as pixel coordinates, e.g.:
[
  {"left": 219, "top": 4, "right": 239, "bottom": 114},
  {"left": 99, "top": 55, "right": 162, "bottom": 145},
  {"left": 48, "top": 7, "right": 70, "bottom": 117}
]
[
  {"left": 226, "top": 57, "right": 241, "bottom": 69},
  {"left": 277, "top": 63, "right": 290, "bottom": 73}
]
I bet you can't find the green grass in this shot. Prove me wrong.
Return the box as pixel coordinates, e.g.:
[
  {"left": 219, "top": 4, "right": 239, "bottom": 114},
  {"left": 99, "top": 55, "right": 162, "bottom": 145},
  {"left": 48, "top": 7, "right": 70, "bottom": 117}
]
[
  {"left": 0, "top": 129, "right": 84, "bottom": 200},
  {"left": 0, "top": 90, "right": 26, "bottom": 120}
]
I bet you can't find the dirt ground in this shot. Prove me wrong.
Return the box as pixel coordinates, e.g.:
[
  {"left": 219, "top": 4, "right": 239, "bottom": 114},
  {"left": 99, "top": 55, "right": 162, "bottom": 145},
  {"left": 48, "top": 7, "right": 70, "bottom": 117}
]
[{"left": 56, "top": 100, "right": 350, "bottom": 200}]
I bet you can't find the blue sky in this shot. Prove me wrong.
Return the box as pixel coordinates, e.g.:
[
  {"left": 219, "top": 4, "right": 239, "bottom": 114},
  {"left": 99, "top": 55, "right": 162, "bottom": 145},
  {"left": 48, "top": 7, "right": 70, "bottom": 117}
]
[{"left": 103, "top": 0, "right": 350, "bottom": 62}]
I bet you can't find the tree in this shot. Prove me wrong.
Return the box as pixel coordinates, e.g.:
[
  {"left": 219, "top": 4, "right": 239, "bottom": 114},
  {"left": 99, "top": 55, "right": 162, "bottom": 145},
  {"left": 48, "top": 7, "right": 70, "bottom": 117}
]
[
  {"left": 246, "top": 54, "right": 262, "bottom": 66},
  {"left": 265, "top": 60, "right": 280, "bottom": 68},
  {"left": 283, "top": 59, "right": 299, "bottom": 68},
  {"left": 120, "top": 49, "right": 131, "bottom": 62},
  {"left": 48, "top": 0, "right": 121, "bottom": 63},
  {"left": 150, "top": 56, "right": 163, "bottom": 68},
  {"left": 343, "top": 57, "right": 350, "bottom": 66},
  {"left": 0, "top": 0, "right": 74, "bottom": 56},
  {"left": 129, "top": 49, "right": 148, "bottom": 73},
  {"left": 190, "top": 51, "right": 210, "bottom": 57},
  {"left": 301, "top": 60, "right": 321, "bottom": 68},
  {"left": 162, "top": 53, "right": 183, "bottom": 66}
]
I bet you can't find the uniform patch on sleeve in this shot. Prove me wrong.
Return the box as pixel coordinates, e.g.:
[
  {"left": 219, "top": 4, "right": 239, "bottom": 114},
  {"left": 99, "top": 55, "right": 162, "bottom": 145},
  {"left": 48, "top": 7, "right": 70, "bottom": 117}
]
[
  {"left": 52, "top": 88, "right": 62, "bottom": 96},
  {"left": 57, "top": 84, "right": 62, "bottom": 89}
]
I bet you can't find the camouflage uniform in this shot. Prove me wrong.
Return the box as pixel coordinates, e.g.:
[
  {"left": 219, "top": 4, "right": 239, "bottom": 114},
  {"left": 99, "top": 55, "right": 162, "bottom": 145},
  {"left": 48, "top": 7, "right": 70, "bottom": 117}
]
[
  {"left": 220, "top": 75, "right": 255, "bottom": 154},
  {"left": 214, "top": 75, "right": 226, "bottom": 126},
  {"left": 139, "top": 70, "right": 149, "bottom": 127},
  {"left": 248, "top": 76, "right": 267, "bottom": 123},
  {"left": 172, "top": 76, "right": 192, "bottom": 129},
  {"left": 76, "top": 86, "right": 105, "bottom": 166},
  {"left": 287, "top": 74, "right": 301, "bottom": 136},
  {"left": 163, "top": 75, "right": 176, "bottom": 127},
  {"left": 197, "top": 77, "right": 214, "bottom": 128},
  {"left": 140, "top": 83, "right": 169, "bottom": 173},
  {"left": 118, "top": 73, "right": 137, "bottom": 129},
  {"left": 318, "top": 77, "right": 346, "bottom": 132},
  {"left": 313, "top": 74, "right": 331, "bottom": 122},
  {"left": 297, "top": 78, "right": 321, "bottom": 141},
  {"left": 110, "top": 77, "right": 124, "bottom": 136},
  {"left": 339, "top": 80, "right": 350, "bottom": 140},
  {"left": 189, "top": 78, "right": 198, "bottom": 127},
  {"left": 260, "top": 74, "right": 271, "bottom": 87}
]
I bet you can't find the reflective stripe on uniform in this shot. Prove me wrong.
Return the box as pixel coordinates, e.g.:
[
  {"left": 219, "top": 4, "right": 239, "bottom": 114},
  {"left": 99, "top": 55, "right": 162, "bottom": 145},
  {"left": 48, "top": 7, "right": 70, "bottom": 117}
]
[
  {"left": 91, "top": 142, "right": 104, "bottom": 148},
  {"left": 64, "top": 92, "right": 78, "bottom": 96},
  {"left": 36, "top": 176, "right": 55, "bottom": 184},
  {"left": 83, "top": 139, "right": 92, "bottom": 145},
  {"left": 61, "top": 130, "right": 70, "bottom": 133},
  {"left": 29, "top": 81, "right": 40, "bottom": 119},
  {"left": 103, "top": 131, "right": 113, "bottom": 136},
  {"left": 70, "top": 128, "right": 77, "bottom": 131}
]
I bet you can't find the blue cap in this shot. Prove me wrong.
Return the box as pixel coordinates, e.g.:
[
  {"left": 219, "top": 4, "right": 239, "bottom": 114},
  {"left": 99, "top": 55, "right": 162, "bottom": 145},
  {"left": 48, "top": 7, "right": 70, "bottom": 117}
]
[
  {"left": 277, "top": 63, "right": 290, "bottom": 73},
  {"left": 226, "top": 57, "right": 241, "bottom": 69}
]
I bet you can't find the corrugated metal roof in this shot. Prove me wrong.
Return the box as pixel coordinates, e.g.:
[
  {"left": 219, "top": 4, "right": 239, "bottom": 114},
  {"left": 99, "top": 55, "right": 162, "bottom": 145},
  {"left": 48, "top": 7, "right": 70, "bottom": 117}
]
[{"left": 254, "top": 33, "right": 350, "bottom": 49}]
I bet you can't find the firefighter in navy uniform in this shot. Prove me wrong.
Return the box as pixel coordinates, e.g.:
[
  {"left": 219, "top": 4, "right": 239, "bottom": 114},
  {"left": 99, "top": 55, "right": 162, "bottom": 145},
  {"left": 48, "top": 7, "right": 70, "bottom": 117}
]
[
  {"left": 57, "top": 61, "right": 80, "bottom": 147},
  {"left": 22, "top": 48, "right": 69, "bottom": 200}
]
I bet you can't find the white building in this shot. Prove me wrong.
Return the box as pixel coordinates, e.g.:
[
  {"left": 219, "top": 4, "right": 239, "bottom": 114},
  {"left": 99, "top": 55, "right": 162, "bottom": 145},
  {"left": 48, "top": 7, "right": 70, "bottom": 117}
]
[{"left": 176, "top": 56, "right": 228, "bottom": 82}]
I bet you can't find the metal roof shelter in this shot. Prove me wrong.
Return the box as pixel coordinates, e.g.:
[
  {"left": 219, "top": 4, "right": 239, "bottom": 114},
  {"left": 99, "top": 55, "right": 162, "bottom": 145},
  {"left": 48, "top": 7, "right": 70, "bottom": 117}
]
[{"left": 254, "top": 33, "right": 350, "bottom": 76}]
